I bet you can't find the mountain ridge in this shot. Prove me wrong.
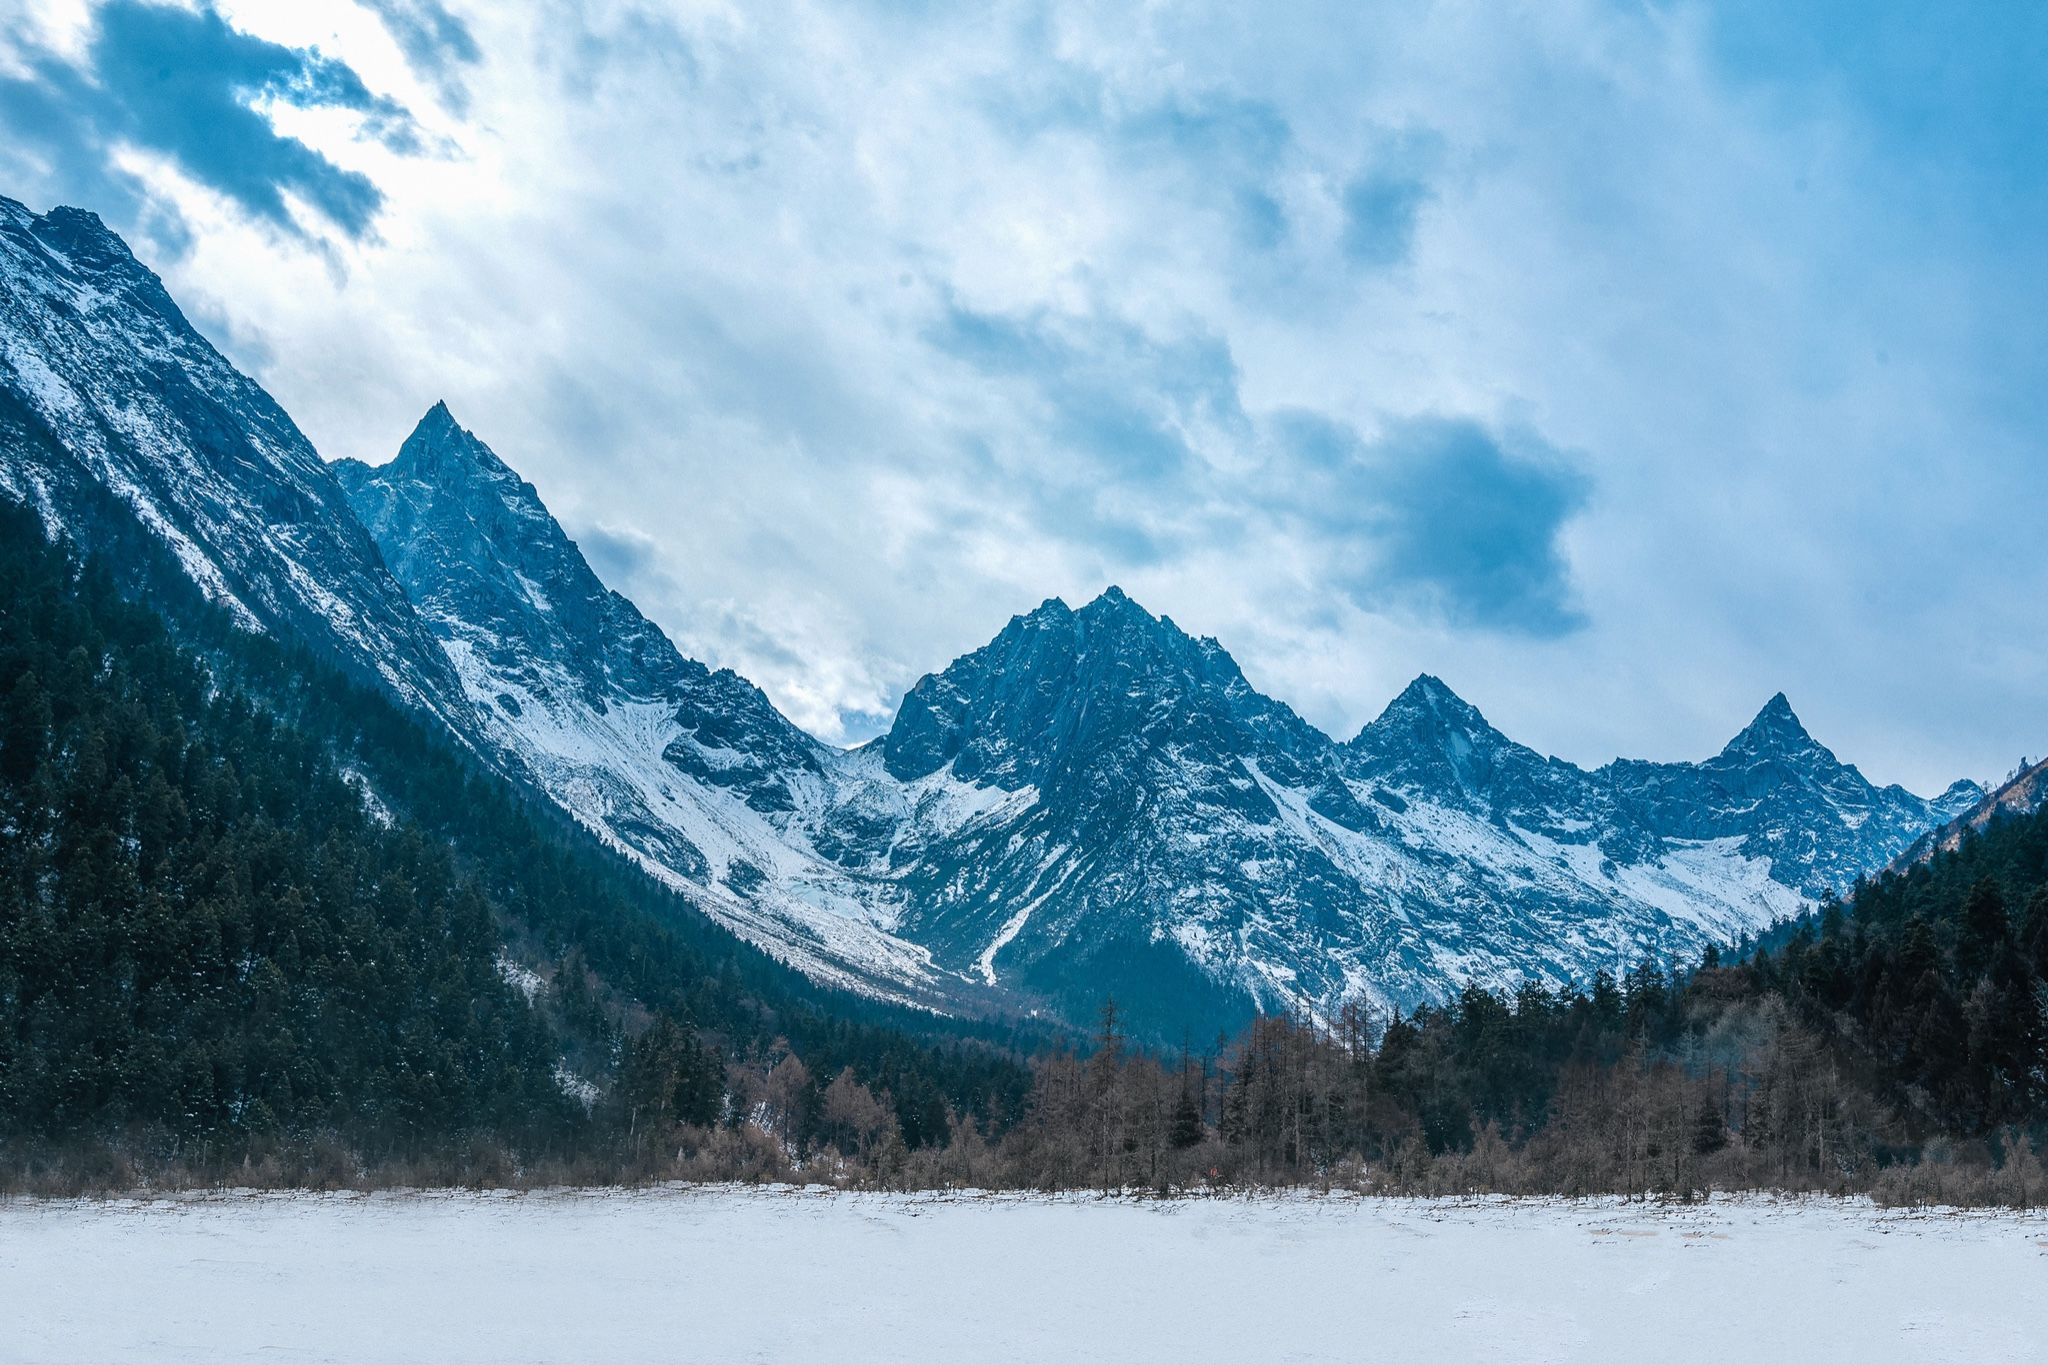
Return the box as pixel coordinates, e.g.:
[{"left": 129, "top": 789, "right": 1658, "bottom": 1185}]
[
  {"left": 0, "top": 195, "right": 1994, "bottom": 1039},
  {"left": 0, "top": 196, "right": 480, "bottom": 744},
  {"left": 1883, "top": 755, "right": 2048, "bottom": 876}
]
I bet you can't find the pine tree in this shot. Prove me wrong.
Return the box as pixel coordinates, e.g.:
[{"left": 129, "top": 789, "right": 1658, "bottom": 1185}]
[
  {"left": 1960, "top": 879, "right": 2011, "bottom": 978},
  {"left": 1169, "top": 1069, "right": 1204, "bottom": 1150}
]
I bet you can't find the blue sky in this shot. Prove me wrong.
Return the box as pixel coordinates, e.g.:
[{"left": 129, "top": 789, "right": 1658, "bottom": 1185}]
[{"left": 1, "top": 0, "right": 2043, "bottom": 792}]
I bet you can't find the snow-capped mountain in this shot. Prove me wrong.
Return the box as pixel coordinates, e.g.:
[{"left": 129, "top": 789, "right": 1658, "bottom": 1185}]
[
  {"left": 0, "top": 197, "right": 474, "bottom": 738},
  {"left": 1346, "top": 679, "right": 1983, "bottom": 902},
  {"left": 332, "top": 406, "right": 950, "bottom": 1003},
  {"left": 1596, "top": 694, "right": 1986, "bottom": 898},
  {"left": 870, "top": 588, "right": 1392, "bottom": 1026},
  {"left": 0, "top": 196, "right": 1989, "bottom": 1039},
  {"left": 860, "top": 595, "right": 1984, "bottom": 1030}
]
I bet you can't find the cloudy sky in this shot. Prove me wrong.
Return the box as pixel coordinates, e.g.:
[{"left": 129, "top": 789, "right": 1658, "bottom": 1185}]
[{"left": 3, "top": 0, "right": 2043, "bottom": 793}]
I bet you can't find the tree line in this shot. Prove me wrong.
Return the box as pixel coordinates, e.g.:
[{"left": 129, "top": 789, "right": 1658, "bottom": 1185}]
[{"left": 574, "top": 799, "right": 2048, "bottom": 1208}]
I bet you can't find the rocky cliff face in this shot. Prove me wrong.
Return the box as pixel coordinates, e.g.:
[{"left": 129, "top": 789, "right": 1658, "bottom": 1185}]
[
  {"left": 333, "top": 406, "right": 947, "bottom": 1004},
  {"left": 868, "top": 589, "right": 1384, "bottom": 1027},
  {"left": 858, "top": 596, "right": 1983, "bottom": 1032},
  {"left": 1597, "top": 693, "right": 1984, "bottom": 897},
  {"left": 0, "top": 196, "right": 474, "bottom": 739}
]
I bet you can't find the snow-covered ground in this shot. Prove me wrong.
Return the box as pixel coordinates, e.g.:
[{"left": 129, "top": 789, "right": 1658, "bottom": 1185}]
[{"left": 4, "top": 1186, "right": 2043, "bottom": 1363}]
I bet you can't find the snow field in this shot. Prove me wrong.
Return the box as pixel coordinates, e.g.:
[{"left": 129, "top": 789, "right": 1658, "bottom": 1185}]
[{"left": 4, "top": 1186, "right": 2044, "bottom": 1363}]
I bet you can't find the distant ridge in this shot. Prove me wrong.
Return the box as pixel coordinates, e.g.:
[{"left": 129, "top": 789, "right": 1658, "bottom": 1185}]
[{"left": 1883, "top": 756, "right": 2048, "bottom": 878}]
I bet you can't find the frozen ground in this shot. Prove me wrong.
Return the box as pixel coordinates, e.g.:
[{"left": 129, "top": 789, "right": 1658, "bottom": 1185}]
[{"left": 4, "top": 1186, "right": 2045, "bottom": 1363}]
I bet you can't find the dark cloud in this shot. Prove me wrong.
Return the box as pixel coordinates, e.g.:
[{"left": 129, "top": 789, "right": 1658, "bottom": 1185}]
[
  {"left": 355, "top": 0, "right": 481, "bottom": 113},
  {"left": 0, "top": 46, "right": 186, "bottom": 252},
  {"left": 1286, "top": 417, "right": 1589, "bottom": 634},
  {"left": 931, "top": 300, "right": 1588, "bottom": 635},
  {"left": 0, "top": 1, "right": 416, "bottom": 244}
]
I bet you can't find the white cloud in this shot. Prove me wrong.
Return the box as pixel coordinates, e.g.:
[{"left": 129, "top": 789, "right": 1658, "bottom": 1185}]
[{"left": 11, "top": 0, "right": 2043, "bottom": 793}]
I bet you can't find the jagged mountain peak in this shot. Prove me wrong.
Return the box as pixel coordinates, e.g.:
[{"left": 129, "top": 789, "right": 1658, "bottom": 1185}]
[
  {"left": 343, "top": 413, "right": 690, "bottom": 678},
  {"left": 1372, "top": 673, "right": 1495, "bottom": 735},
  {"left": 1723, "top": 691, "right": 1825, "bottom": 758},
  {"left": 2, "top": 197, "right": 190, "bottom": 357},
  {"left": 333, "top": 405, "right": 522, "bottom": 511},
  {"left": 9, "top": 199, "right": 137, "bottom": 274},
  {"left": 338, "top": 412, "right": 824, "bottom": 829},
  {"left": 1347, "top": 673, "right": 1565, "bottom": 812},
  {"left": 403, "top": 400, "right": 485, "bottom": 458},
  {"left": 397, "top": 399, "right": 468, "bottom": 457},
  {"left": 337, "top": 415, "right": 576, "bottom": 629},
  {"left": 1071, "top": 585, "right": 1185, "bottom": 642},
  {"left": 383, "top": 402, "right": 537, "bottom": 503},
  {"left": 1351, "top": 673, "right": 1517, "bottom": 765},
  {"left": 1077, "top": 583, "right": 1146, "bottom": 619},
  {"left": 1015, "top": 594, "right": 1074, "bottom": 629},
  {"left": 880, "top": 585, "right": 1305, "bottom": 789},
  {"left": 998, "top": 586, "right": 1217, "bottom": 668}
]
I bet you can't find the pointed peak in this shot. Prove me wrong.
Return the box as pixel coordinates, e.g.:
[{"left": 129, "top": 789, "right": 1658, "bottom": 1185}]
[
  {"left": 1385, "top": 673, "right": 1484, "bottom": 721},
  {"left": 1023, "top": 594, "right": 1073, "bottom": 620},
  {"left": 1748, "top": 691, "right": 1807, "bottom": 734},
  {"left": 409, "top": 399, "right": 473, "bottom": 445},
  {"left": 1003, "top": 596, "right": 1075, "bottom": 642},
  {"left": 15, "top": 202, "right": 173, "bottom": 310},
  {"left": 1076, "top": 587, "right": 1213, "bottom": 653},
  {"left": 1398, "top": 673, "right": 1461, "bottom": 704},
  {"left": 1355, "top": 673, "right": 1500, "bottom": 749},
  {"left": 1722, "top": 691, "right": 1822, "bottom": 757},
  {"left": 44, "top": 204, "right": 112, "bottom": 235},
  {"left": 391, "top": 403, "right": 518, "bottom": 485},
  {"left": 1079, "top": 584, "right": 1148, "bottom": 615}
]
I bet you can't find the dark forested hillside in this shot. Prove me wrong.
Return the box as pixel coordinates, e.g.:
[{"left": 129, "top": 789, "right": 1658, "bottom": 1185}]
[
  {"left": 0, "top": 506, "right": 566, "bottom": 1162},
  {"left": 0, "top": 504, "right": 1030, "bottom": 1187}
]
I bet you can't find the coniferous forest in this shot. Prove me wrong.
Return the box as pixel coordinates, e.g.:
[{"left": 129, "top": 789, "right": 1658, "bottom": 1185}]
[
  {"left": 1, "top": 502, "right": 2044, "bottom": 1203},
  {"left": 0, "top": 502, "right": 1032, "bottom": 1187}
]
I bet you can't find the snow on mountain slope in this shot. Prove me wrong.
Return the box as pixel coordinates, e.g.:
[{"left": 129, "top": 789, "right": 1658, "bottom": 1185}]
[
  {"left": 0, "top": 198, "right": 1986, "bottom": 1037},
  {"left": 861, "top": 595, "right": 1953, "bottom": 1033},
  {"left": 1595, "top": 694, "right": 1985, "bottom": 897},
  {"left": 0, "top": 197, "right": 474, "bottom": 736},
  {"left": 333, "top": 406, "right": 989, "bottom": 1005},
  {"left": 0, "top": 199, "right": 954, "bottom": 1008},
  {"left": 333, "top": 408, "right": 1984, "bottom": 1037}
]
